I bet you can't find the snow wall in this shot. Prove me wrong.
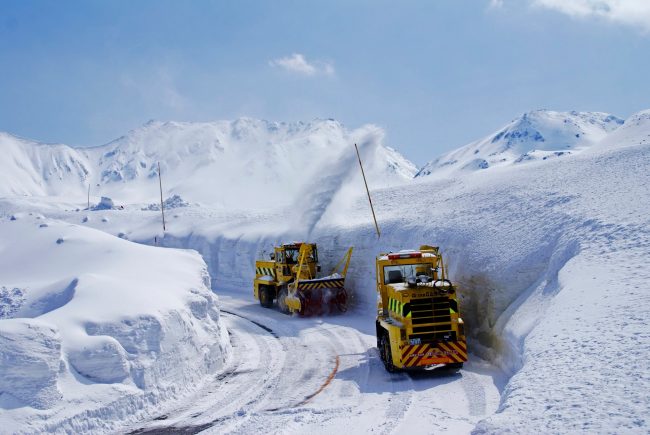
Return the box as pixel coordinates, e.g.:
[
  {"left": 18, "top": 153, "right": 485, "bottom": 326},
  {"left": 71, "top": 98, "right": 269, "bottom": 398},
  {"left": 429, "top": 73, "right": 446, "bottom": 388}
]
[{"left": 0, "top": 219, "right": 231, "bottom": 434}]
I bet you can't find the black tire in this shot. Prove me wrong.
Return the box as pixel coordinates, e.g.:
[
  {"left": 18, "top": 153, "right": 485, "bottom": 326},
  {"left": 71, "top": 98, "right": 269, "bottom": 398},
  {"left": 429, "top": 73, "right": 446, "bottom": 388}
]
[
  {"left": 259, "top": 286, "right": 273, "bottom": 308},
  {"left": 277, "top": 287, "right": 290, "bottom": 314},
  {"left": 379, "top": 333, "right": 397, "bottom": 373},
  {"left": 447, "top": 362, "right": 463, "bottom": 371}
]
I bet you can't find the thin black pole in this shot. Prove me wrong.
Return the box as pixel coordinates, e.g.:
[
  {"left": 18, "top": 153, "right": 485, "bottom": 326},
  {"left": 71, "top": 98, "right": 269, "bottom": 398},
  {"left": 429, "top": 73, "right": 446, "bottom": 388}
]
[
  {"left": 354, "top": 143, "right": 380, "bottom": 238},
  {"left": 158, "top": 162, "right": 166, "bottom": 232}
]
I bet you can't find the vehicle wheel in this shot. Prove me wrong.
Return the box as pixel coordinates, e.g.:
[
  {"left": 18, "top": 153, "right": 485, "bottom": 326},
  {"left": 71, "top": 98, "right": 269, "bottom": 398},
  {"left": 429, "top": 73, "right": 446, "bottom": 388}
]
[
  {"left": 379, "top": 333, "right": 397, "bottom": 373},
  {"left": 447, "top": 362, "right": 463, "bottom": 371},
  {"left": 259, "top": 286, "right": 273, "bottom": 308},
  {"left": 277, "top": 287, "right": 290, "bottom": 314}
]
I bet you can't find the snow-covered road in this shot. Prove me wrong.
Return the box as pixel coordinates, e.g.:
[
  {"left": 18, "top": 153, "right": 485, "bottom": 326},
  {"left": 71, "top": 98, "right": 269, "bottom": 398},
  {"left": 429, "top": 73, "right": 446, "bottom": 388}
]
[{"left": 126, "top": 292, "right": 506, "bottom": 435}]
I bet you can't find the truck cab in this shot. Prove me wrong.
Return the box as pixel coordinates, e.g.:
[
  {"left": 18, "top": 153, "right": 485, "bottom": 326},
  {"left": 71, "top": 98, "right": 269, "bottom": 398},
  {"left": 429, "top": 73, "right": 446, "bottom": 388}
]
[
  {"left": 375, "top": 246, "right": 467, "bottom": 372},
  {"left": 254, "top": 243, "right": 319, "bottom": 307}
]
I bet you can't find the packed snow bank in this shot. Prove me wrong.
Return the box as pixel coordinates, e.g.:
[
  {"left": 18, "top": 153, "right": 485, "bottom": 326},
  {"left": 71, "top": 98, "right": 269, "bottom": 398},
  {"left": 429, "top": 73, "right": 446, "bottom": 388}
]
[
  {"left": 0, "top": 218, "right": 230, "bottom": 434},
  {"left": 474, "top": 250, "right": 650, "bottom": 433}
]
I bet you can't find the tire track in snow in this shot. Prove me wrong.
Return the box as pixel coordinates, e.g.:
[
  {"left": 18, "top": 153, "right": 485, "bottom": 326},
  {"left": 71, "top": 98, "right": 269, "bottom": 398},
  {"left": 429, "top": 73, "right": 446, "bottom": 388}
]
[
  {"left": 314, "top": 323, "right": 415, "bottom": 435},
  {"left": 460, "top": 370, "right": 487, "bottom": 417},
  {"left": 127, "top": 313, "right": 284, "bottom": 434},
  {"left": 199, "top": 311, "right": 343, "bottom": 434},
  {"left": 380, "top": 372, "right": 414, "bottom": 435}
]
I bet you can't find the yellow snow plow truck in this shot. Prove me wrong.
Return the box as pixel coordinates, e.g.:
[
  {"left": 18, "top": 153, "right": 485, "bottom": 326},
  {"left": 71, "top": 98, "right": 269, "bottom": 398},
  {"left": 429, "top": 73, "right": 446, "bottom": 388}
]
[
  {"left": 254, "top": 242, "right": 353, "bottom": 316},
  {"left": 376, "top": 246, "right": 467, "bottom": 372}
]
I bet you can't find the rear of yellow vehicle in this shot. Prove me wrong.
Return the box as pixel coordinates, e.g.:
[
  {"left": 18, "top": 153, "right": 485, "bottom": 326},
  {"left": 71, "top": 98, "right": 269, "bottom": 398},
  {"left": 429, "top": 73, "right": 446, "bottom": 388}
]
[{"left": 375, "top": 246, "right": 467, "bottom": 372}]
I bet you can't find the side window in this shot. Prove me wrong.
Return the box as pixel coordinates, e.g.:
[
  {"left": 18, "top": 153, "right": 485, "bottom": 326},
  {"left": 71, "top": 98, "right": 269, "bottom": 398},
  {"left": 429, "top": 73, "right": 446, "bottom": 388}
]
[
  {"left": 275, "top": 251, "right": 285, "bottom": 263},
  {"left": 384, "top": 266, "right": 404, "bottom": 284}
]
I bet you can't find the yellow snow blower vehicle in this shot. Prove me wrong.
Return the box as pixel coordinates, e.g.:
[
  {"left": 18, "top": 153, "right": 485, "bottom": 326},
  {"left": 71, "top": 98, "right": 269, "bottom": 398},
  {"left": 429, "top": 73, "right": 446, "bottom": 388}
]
[
  {"left": 375, "top": 245, "right": 467, "bottom": 372},
  {"left": 254, "top": 242, "right": 353, "bottom": 315}
]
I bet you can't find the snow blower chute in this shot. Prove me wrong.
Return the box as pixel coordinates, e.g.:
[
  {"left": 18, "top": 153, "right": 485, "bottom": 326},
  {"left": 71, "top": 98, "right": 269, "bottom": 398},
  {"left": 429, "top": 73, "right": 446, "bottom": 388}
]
[{"left": 253, "top": 243, "right": 353, "bottom": 315}]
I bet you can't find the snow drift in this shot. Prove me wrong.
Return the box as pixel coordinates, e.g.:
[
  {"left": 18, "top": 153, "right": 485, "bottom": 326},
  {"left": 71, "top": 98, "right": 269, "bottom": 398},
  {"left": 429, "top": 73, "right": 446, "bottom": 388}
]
[{"left": 0, "top": 217, "right": 230, "bottom": 434}]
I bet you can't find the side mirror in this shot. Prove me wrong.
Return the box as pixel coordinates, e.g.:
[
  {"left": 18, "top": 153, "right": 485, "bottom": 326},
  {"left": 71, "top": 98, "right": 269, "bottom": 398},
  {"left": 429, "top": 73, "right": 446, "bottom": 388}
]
[{"left": 270, "top": 253, "right": 275, "bottom": 260}]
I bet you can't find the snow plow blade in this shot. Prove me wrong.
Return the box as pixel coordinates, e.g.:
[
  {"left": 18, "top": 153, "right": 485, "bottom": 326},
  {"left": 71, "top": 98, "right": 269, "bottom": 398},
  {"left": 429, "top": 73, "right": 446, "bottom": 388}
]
[
  {"left": 286, "top": 247, "right": 353, "bottom": 316},
  {"left": 285, "top": 277, "right": 348, "bottom": 316},
  {"left": 296, "top": 277, "right": 345, "bottom": 291}
]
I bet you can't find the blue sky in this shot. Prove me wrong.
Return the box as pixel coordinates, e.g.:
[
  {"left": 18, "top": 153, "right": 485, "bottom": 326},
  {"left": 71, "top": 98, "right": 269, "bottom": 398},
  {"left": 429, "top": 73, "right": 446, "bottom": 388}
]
[{"left": 1, "top": 0, "right": 649, "bottom": 163}]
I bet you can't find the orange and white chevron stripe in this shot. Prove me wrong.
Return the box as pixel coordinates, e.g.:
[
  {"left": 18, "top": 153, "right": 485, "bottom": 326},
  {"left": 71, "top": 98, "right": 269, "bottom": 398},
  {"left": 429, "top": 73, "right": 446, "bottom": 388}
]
[{"left": 400, "top": 341, "right": 467, "bottom": 367}]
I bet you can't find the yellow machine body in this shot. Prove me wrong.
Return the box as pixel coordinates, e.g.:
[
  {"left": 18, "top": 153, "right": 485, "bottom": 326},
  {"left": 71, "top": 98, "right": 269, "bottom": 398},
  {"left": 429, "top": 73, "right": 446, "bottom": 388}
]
[
  {"left": 375, "top": 245, "right": 467, "bottom": 371},
  {"left": 253, "top": 242, "right": 353, "bottom": 315}
]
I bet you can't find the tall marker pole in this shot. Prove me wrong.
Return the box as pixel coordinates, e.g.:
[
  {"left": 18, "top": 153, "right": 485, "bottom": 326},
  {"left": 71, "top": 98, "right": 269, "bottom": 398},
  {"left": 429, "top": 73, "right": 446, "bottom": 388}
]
[
  {"left": 87, "top": 184, "right": 90, "bottom": 210},
  {"left": 354, "top": 143, "right": 380, "bottom": 239},
  {"left": 158, "top": 162, "right": 166, "bottom": 232}
]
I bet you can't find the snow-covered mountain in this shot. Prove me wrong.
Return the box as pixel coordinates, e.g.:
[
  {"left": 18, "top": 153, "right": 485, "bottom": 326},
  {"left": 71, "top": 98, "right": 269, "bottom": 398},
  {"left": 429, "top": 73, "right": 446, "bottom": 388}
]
[
  {"left": 415, "top": 110, "right": 624, "bottom": 177},
  {"left": 0, "top": 119, "right": 417, "bottom": 209},
  {"left": 84, "top": 118, "right": 416, "bottom": 207},
  {"left": 0, "top": 133, "right": 91, "bottom": 197},
  {"left": 594, "top": 109, "right": 650, "bottom": 150}
]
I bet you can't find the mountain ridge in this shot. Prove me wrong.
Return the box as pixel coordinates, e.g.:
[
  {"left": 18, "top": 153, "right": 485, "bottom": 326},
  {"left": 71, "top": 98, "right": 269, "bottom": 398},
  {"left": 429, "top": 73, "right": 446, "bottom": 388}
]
[
  {"left": 416, "top": 109, "right": 627, "bottom": 178},
  {"left": 0, "top": 118, "right": 417, "bottom": 208}
]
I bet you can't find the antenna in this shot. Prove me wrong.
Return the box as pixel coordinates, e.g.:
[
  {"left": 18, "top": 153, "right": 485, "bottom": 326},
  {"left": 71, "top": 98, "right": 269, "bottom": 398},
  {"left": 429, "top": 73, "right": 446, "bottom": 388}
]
[
  {"left": 158, "top": 162, "right": 166, "bottom": 232},
  {"left": 354, "top": 143, "right": 380, "bottom": 239}
]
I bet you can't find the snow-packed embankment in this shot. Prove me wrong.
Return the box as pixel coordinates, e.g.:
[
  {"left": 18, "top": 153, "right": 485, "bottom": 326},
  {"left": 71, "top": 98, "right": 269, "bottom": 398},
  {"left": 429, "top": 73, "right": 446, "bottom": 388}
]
[{"left": 0, "top": 217, "right": 230, "bottom": 434}]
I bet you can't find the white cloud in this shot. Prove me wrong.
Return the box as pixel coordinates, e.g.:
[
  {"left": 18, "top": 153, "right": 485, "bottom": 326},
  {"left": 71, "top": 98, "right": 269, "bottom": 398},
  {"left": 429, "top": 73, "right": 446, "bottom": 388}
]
[
  {"left": 489, "top": 0, "right": 504, "bottom": 8},
  {"left": 269, "top": 53, "right": 335, "bottom": 76},
  {"left": 532, "top": 0, "right": 650, "bottom": 31}
]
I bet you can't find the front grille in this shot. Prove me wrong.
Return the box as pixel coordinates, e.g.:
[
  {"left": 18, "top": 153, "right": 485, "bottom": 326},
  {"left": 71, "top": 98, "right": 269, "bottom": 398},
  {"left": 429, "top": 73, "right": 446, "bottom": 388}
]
[
  {"left": 412, "top": 314, "right": 450, "bottom": 325},
  {"left": 408, "top": 296, "right": 454, "bottom": 343},
  {"left": 410, "top": 297, "right": 450, "bottom": 323},
  {"left": 412, "top": 324, "right": 454, "bottom": 333}
]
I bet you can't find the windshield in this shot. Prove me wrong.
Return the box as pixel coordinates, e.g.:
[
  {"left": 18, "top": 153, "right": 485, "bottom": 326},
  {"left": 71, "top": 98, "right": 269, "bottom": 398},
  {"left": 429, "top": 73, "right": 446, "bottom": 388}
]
[
  {"left": 282, "top": 246, "right": 317, "bottom": 264},
  {"left": 383, "top": 263, "right": 434, "bottom": 284},
  {"left": 284, "top": 248, "right": 299, "bottom": 264}
]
